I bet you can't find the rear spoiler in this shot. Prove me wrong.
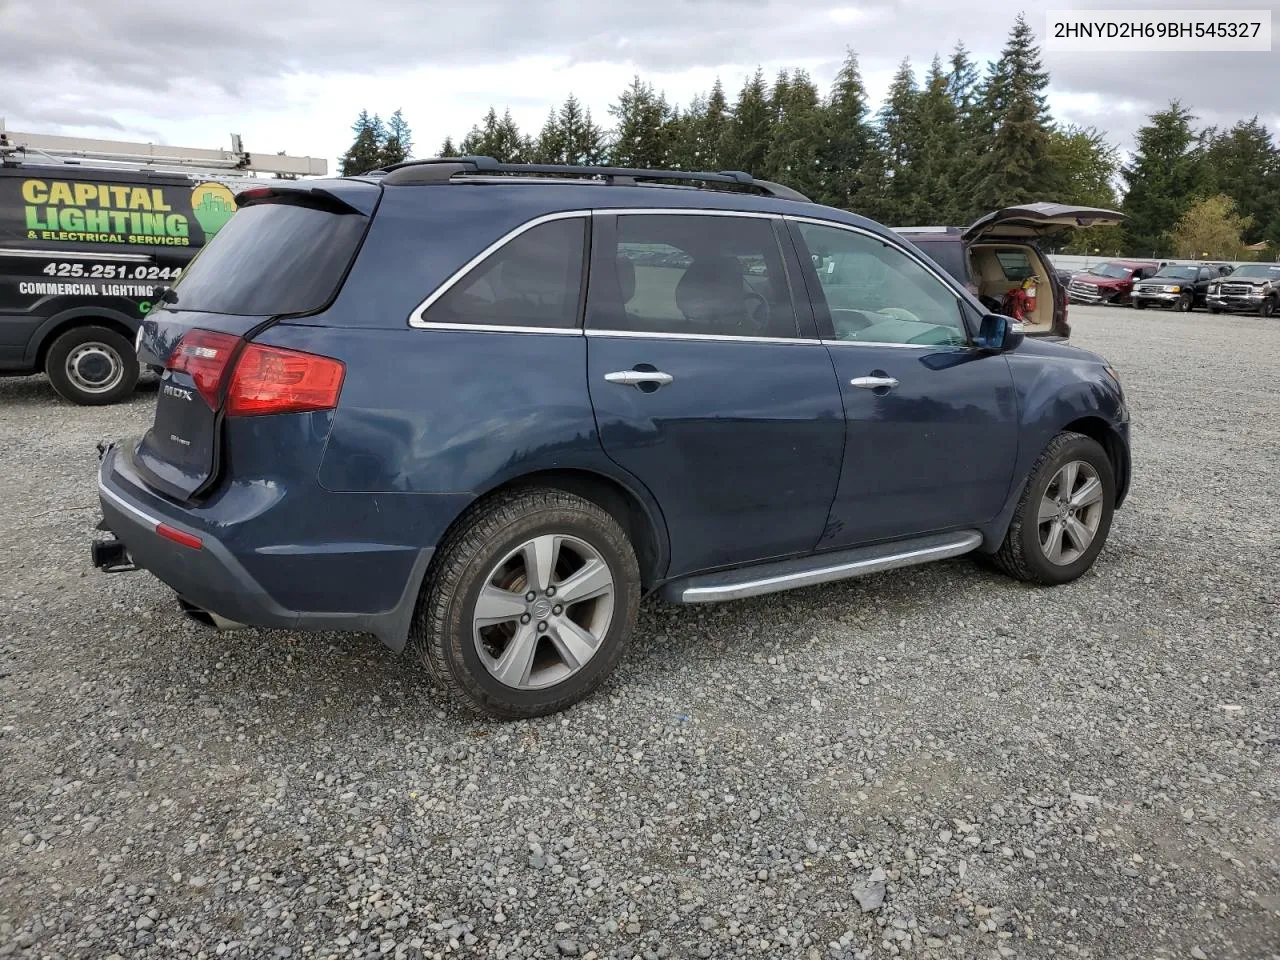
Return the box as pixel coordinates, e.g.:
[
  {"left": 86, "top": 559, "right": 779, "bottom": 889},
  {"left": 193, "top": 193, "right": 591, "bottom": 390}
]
[{"left": 234, "top": 182, "right": 379, "bottom": 217}]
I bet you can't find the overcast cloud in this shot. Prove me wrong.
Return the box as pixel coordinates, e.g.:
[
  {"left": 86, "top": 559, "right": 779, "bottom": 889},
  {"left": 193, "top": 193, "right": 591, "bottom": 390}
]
[{"left": 2, "top": 0, "right": 1277, "bottom": 175}]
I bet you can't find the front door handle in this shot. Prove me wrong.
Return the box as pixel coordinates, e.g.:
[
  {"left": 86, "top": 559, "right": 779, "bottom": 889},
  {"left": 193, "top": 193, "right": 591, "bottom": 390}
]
[
  {"left": 850, "top": 376, "right": 899, "bottom": 390},
  {"left": 604, "top": 370, "right": 674, "bottom": 388}
]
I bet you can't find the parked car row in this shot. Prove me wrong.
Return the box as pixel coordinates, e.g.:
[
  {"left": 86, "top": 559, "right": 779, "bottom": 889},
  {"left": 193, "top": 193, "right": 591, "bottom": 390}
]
[{"left": 1065, "top": 258, "right": 1278, "bottom": 316}]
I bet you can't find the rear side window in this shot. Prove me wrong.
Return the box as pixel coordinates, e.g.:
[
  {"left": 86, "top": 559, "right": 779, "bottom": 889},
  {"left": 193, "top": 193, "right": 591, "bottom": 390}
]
[
  {"left": 170, "top": 202, "right": 367, "bottom": 316},
  {"left": 421, "top": 217, "right": 586, "bottom": 329},
  {"left": 994, "top": 250, "right": 1035, "bottom": 281},
  {"left": 903, "top": 238, "right": 967, "bottom": 284}
]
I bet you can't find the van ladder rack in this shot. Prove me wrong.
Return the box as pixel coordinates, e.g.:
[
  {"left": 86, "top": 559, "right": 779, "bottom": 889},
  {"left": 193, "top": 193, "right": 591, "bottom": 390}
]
[
  {"left": 374, "top": 155, "right": 810, "bottom": 202},
  {"left": 0, "top": 120, "right": 327, "bottom": 177}
]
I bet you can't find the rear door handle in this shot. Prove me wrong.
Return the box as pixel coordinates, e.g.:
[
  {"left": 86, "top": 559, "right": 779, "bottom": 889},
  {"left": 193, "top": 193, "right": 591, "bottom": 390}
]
[
  {"left": 604, "top": 370, "right": 674, "bottom": 388},
  {"left": 850, "top": 376, "right": 899, "bottom": 390}
]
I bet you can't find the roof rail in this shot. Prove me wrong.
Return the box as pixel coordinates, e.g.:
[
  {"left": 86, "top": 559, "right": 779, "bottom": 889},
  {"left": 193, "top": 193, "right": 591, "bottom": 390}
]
[{"left": 374, "top": 156, "right": 810, "bottom": 202}]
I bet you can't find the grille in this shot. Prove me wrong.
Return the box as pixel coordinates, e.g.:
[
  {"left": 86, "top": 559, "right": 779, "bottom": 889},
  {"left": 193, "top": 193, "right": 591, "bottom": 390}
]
[
  {"left": 1069, "top": 280, "right": 1102, "bottom": 300},
  {"left": 1219, "top": 283, "right": 1258, "bottom": 297}
]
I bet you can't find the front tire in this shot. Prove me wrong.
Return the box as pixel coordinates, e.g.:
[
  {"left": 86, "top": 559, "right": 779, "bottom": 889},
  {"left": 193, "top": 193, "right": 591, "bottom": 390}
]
[
  {"left": 411, "top": 488, "right": 641, "bottom": 718},
  {"left": 1132, "top": 299, "right": 1146, "bottom": 310},
  {"left": 44, "top": 325, "right": 138, "bottom": 405},
  {"left": 992, "top": 432, "right": 1116, "bottom": 586},
  {"left": 1175, "top": 292, "right": 1194, "bottom": 312},
  {"left": 1261, "top": 297, "right": 1275, "bottom": 318}
]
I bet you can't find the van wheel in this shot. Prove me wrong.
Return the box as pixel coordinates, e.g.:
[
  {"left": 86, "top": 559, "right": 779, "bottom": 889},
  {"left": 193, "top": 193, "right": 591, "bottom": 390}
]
[
  {"left": 44, "top": 326, "right": 138, "bottom": 405},
  {"left": 411, "top": 488, "right": 641, "bottom": 718},
  {"left": 1175, "top": 292, "right": 1194, "bottom": 312},
  {"left": 992, "top": 432, "right": 1115, "bottom": 586}
]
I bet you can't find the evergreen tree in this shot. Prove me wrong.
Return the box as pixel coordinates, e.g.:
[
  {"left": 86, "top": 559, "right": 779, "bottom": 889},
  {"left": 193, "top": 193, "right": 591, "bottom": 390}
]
[
  {"left": 818, "top": 50, "right": 883, "bottom": 215},
  {"left": 610, "top": 76, "right": 673, "bottom": 168},
  {"left": 1121, "top": 102, "right": 1204, "bottom": 256},
  {"left": 1201, "top": 118, "right": 1280, "bottom": 244},
  {"left": 533, "top": 96, "right": 607, "bottom": 165},
  {"left": 770, "top": 70, "right": 792, "bottom": 126},
  {"left": 380, "top": 108, "right": 412, "bottom": 166},
  {"left": 721, "top": 68, "right": 772, "bottom": 174},
  {"left": 972, "top": 15, "right": 1055, "bottom": 211},
  {"left": 460, "top": 108, "right": 502, "bottom": 158},
  {"left": 340, "top": 110, "right": 385, "bottom": 175},
  {"left": 911, "top": 56, "right": 966, "bottom": 224},
  {"left": 1048, "top": 126, "right": 1122, "bottom": 253},
  {"left": 947, "top": 43, "right": 984, "bottom": 221},
  {"left": 877, "top": 59, "right": 925, "bottom": 224},
  {"left": 439, "top": 136, "right": 459, "bottom": 158},
  {"left": 665, "top": 96, "right": 704, "bottom": 170},
  {"left": 699, "top": 79, "right": 730, "bottom": 170},
  {"left": 532, "top": 109, "right": 563, "bottom": 164},
  {"left": 764, "top": 69, "right": 823, "bottom": 198}
]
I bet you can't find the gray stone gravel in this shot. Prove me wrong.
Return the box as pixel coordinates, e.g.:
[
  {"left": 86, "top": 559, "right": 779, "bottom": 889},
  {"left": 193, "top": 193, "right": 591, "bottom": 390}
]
[{"left": 1, "top": 305, "right": 1278, "bottom": 959}]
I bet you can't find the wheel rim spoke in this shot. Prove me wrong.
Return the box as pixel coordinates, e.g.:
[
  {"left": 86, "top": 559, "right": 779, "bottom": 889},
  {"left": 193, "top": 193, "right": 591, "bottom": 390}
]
[
  {"left": 1037, "top": 496, "right": 1059, "bottom": 523},
  {"left": 547, "top": 618, "right": 600, "bottom": 671},
  {"left": 1042, "top": 519, "right": 1065, "bottom": 564},
  {"left": 1058, "top": 461, "right": 1079, "bottom": 499},
  {"left": 474, "top": 585, "right": 527, "bottom": 627},
  {"left": 1064, "top": 516, "right": 1094, "bottom": 553},
  {"left": 490, "top": 623, "right": 539, "bottom": 687},
  {"left": 522, "top": 535, "right": 559, "bottom": 593},
  {"left": 1070, "top": 477, "right": 1103, "bottom": 509},
  {"left": 555, "top": 558, "right": 612, "bottom": 605}
]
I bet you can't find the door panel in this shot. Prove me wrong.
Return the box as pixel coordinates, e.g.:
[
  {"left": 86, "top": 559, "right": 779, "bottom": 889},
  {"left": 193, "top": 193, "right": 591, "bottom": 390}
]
[
  {"left": 786, "top": 217, "right": 1020, "bottom": 548},
  {"left": 588, "top": 334, "right": 844, "bottom": 573},
  {"left": 819, "top": 344, "right": 1018, "bottom": 547},
  {"left": 585, "top": 211, "right": 844, "bottom": 576}
]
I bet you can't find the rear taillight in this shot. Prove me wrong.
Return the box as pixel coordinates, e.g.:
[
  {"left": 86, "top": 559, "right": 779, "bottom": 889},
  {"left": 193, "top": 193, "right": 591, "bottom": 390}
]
[
  {"left": 225, "top": 343, "right": 345, "bottom": 417},
  {"left": 168, "top": 330, "right": 240, "bottom": 407}
]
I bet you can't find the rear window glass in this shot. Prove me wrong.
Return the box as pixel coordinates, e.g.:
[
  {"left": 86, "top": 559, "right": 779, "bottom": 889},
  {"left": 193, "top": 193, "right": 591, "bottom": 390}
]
[
  {"left": 169, "top": 202, "right": 366, "bottom": 315},
  {"left": 994, "top": 250, "right": 1035, "bottom": 280}
]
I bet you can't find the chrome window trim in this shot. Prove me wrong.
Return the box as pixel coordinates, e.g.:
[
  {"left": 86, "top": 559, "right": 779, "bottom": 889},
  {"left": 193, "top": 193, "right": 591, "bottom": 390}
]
[
  {"left": 407, "top": 210, "right": 590, "bottom": 329},
  {"left": 411, "top": 321, "right": 582, "bottom": 336},
  {"left": 819, "top": 339, "right": 953, "bottom": 350},
  {"left": 585, "top": 328, "right": 815, "bottom": 346},
  {"left": 784, "top": 214, "right": 976, "bottom": 342},
  {"left": 602, "top": 208, "right": 780, "bottom": 219}
]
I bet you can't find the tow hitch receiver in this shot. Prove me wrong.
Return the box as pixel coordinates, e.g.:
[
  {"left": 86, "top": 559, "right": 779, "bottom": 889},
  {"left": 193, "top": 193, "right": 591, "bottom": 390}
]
[{"left": 92, "top": 537, "right": 136, "bottom": 573}]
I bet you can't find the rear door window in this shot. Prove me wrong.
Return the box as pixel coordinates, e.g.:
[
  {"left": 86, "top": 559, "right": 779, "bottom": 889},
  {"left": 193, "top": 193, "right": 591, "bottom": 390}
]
[
  {"left": 589, "top": 214, "right": 799, "bottom": 339},
  {"left": 170, "top": 201, "right": 367, "bottom": 316},
  {"left": 420, "top": 216, "right": 586, "bottom": 329}
]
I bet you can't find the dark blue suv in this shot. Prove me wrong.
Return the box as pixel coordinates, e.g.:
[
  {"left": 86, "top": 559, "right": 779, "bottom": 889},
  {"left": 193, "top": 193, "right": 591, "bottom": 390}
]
[{"left": 93, "top": 158, "right": 1131, "bottom": 717}]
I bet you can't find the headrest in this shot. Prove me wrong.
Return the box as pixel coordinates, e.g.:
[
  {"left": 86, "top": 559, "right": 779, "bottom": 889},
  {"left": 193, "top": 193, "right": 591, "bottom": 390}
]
[{"left": 674, "top": 256, "right": 744, "bottom": 325}]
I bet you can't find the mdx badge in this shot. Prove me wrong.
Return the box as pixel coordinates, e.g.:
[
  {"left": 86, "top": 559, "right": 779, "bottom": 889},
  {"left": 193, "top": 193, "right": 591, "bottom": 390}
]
[{"left": 162, "top": 383, "right": 193, "bottom": 402}]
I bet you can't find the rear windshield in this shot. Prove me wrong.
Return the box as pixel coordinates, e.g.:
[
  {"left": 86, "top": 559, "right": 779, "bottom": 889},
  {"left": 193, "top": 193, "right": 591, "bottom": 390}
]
[{"left": 168, "top": 201, "right": 366, "bottom": 315}]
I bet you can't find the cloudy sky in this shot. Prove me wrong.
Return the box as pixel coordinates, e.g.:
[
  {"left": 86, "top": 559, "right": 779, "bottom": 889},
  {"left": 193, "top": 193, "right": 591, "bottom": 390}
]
[{"left": 2, "top": 0, "right": 1277, "bottom": 175}]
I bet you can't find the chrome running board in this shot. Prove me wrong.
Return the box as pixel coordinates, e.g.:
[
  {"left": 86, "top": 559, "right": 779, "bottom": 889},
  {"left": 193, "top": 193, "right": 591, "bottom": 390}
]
[{"left": 661, "top": 530, "right": 983, "bottom": 604}]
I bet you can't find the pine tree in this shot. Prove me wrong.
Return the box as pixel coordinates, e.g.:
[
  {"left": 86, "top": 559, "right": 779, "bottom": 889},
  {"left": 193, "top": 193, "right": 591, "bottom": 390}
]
[
  {"left": 610, "top": 76, "right": 673, "bottom": 168},
  {"left": 1201, "top": 118, "right": 1280, "bottom": 245},
  {"left": 439, "top": 136, "right": 459, "bottom": 158},
  {"left": 911, "top": 57, "right": 965, "bottom": 224},
  {"left": 764, "top": 69, "right": 822, "bottom": 198},
  {"left": 379, "top": 108, "right": 413, "bottom": 166},
  {"left": 818, "top": 50, "right": 883, "bottom": 215},
  {"left": 947, "top": 43, "right": 984, "bottom": 221},
  {"left": 878, "top": 59, "right": 924, "bottom": 224},
  {"left": 972, "top": 15, "right": 1055, "bottom": 211},
  {"left": 556, "top": 95, "right": 608, "bottom": 165},
  {"left": 459, "top": 108, "right": 527, "bottom": 162},
  {"left": 721, "top": 68, "right": 772, "bottom": 174},
  {"left": 532, "top": 109, "right": 563, "bottom": 164},
  {"left": 699, "top": 80, "right": 729, "bottom": 170},
  {"left": 1121, "top": 102, "right": 1204, "bottom": 256},
  {"left": 340, "top": 110, "right": 385, "bottom": 175},
  {"left": 770, "top": 70, "right": 792, "bottom": 127}
]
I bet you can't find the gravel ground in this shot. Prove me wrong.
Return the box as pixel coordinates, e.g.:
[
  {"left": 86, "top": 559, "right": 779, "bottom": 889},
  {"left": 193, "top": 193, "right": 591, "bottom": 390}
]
[{"left": 1, "top": 305, "right": 1277, "bottom": 960}]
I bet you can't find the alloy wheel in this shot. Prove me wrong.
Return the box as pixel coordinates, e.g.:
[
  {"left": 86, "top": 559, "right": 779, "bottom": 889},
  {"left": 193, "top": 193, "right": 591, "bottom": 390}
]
[
  {"left": 1037, "top": 460, "right": 1105, "bottom": 566},
  {"left": 472, "top": 534, "right": 616, "bottom": 690}
]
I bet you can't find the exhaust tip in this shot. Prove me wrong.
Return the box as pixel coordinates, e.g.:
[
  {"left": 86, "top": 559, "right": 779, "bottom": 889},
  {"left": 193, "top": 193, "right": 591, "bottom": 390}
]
[{"left": 178, "top": 597, "right": 245, "bottom": 631}]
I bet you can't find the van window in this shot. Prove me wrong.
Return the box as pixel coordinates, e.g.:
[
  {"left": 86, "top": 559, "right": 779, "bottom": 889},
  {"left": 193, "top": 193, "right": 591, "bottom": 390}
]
[
  {"left": 423, "top": 217, "right": 586, "bottom": 329},
  {"left": 171, "top": 201, "right": 367, "bottom": 316},
  {"left": 994, "top": 250, "right": 1035, "bottom": 281}
]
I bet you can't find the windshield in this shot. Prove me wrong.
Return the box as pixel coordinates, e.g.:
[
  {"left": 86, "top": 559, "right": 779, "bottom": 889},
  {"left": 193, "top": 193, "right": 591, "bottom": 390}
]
[
  {"left": 1153, "top": 266, "right": 1198, "bottom": 281},
  {"left": 1226, "top": 264, "right": 1280, "bottom": 279},
  {"left": 1087, "top": 262, "right": 1131, "bottom": 279}
]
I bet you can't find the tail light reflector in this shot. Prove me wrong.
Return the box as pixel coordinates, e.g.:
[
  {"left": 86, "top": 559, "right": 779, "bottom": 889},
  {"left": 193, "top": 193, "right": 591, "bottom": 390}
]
[
  {"left": 225, "top": 343, "right": 345, "bottom": 417},
  {"left": 156, "top": 523, "right": 202, "bottom": 550}
]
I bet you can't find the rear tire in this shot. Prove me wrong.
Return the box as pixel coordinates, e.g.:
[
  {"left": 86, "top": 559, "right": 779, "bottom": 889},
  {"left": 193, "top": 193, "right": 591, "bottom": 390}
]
[
  {"left": 44, "top": 325, "right": 138, "bottom": 406},
  {"left": 410, "top": 487, "right": 641, "bottom": 718},
  {"left": 992, "top": 432, "right": 1115, "bottom": 586}
]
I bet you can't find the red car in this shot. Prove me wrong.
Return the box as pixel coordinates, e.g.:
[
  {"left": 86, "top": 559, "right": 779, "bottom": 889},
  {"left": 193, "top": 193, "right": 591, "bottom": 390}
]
[{"left": 1066, "top": 260, "right": 1160, "bottom": 306}]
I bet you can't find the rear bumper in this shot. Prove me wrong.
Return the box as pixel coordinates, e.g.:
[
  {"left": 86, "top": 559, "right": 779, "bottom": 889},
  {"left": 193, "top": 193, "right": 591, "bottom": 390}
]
[{"left": 95, "top": 442, "right": 433, "bottom": 651}]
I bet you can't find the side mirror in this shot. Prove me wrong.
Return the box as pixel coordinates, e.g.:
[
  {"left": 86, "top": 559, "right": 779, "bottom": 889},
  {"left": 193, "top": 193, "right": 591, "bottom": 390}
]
[{"left": 976, "top": 313, "right": 1024, "bottom": 352}]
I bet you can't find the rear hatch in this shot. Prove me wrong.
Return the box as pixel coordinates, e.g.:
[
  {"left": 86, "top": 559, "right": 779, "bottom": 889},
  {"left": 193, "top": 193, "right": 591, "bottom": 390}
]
[
  {"left": 962, "top": 203, "right": 1125, "bottom": 242},
  {"left": 134, "top": 181, "right": 378, "bottom": 500}
]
